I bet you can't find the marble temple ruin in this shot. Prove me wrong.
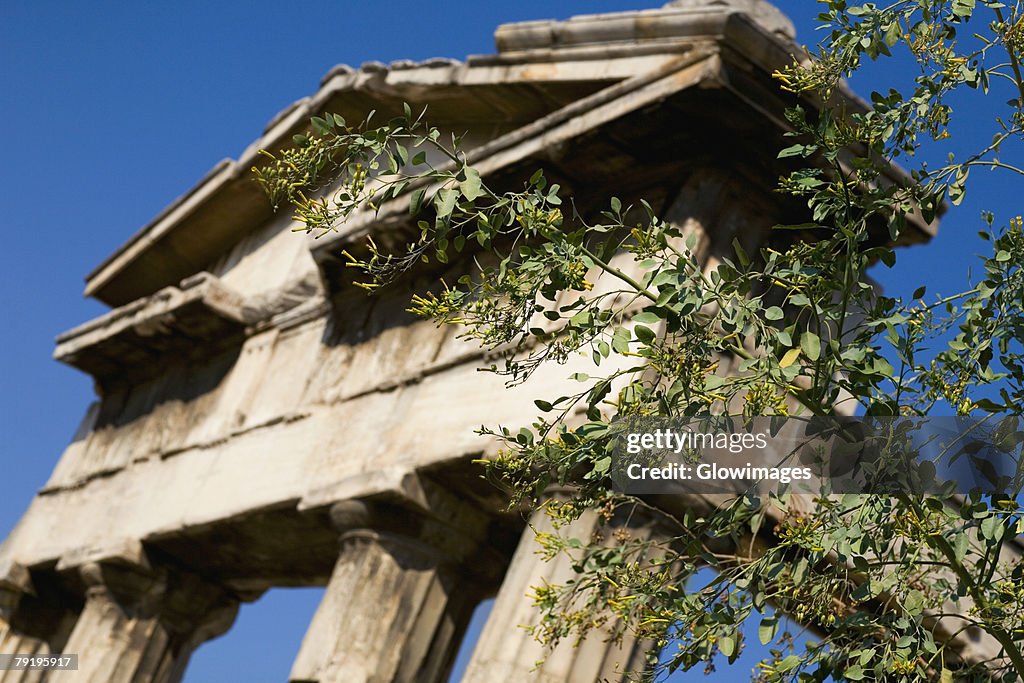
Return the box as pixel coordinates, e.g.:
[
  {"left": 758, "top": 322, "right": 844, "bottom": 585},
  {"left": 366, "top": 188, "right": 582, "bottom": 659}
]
[{"left": 3, "top": 1, "right": 985, "bottom": 681}]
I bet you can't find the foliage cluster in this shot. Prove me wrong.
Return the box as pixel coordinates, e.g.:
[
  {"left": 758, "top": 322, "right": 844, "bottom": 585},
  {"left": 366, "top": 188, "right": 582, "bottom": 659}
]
[{"left": 256, "top": 1, "right": 1024, "bottom": 679}]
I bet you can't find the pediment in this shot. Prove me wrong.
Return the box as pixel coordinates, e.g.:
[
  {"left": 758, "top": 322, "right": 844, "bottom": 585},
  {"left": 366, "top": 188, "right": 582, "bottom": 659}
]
[{"left": 82, "top": 4, "right": 808, "bottom": 309}]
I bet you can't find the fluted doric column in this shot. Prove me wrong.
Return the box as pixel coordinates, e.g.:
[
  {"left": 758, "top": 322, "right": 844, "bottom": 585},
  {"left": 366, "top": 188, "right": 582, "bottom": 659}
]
[
  {"left": 290, "top": 500, "right": 481, "bottom": 683},
  {"left": 0, "top": 562, "right": 77, "bottom": 683},
  {"left": 56, "top": 560, "right": 238, "bottom": 683},
  {"left": 0, "top": 614, "right": 70, "bottom": 683},
  {"left": 462, "top": 501, "right": 658, "bottom": 683}
]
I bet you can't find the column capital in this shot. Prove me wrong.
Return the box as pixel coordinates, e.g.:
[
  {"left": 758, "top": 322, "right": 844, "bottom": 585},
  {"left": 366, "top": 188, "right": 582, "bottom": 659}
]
[
  {"left": 327, "top": 499, "right": 375, "bottom": 533},
  {"left": 160, "top": 571, "right": 239, "bottom": 645},
  {"left": 0, "top": 562, "right": 32, "bottom": 617},
  {"left": 324, "top": 491, "right": 506, "bottom": 586},
  {"left": 76, "top": 559, "right": 238, "bottom": 643},
  {"left": 327, "top": 499, "right": 424, "bottom": 540},
  {"left": 60, "top": 549, "right": 241, "bottom": 683},
  {"left": 305, "top": 471, "right": 514, "bottom": 587},
  {"left": 327, "top": 501, "right": 447, "bottom": 573},
  {"left": 78, "top": 560, "right": 165, "bottom": 612},
  {"left": 0, "top": 562, "right": 79, "bottom": 657}
]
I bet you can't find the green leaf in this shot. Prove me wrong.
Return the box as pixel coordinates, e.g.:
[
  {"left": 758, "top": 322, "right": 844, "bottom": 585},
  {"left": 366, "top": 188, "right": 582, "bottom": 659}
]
[
  {"left": 704, "top": 375, "right": 726, "bottom": 390},
  {"left": 611, "top": 327, "right": 631, "bottom": 354},
  {"left": 974, "top": 397, "right": 1004, "bottom": 412},
  {"left": 310, "top": 115, "right": 332, "bottom": 135},
  {"left": 981, "top": 515, "right": 1002, "bottom": 542},
  {"left": 577, "top": 422, "right": 609, "bottom": 439},
  {"left": 904, "top": 589, "right": 925, "bottom": 616},
  {"left": 778, "top": 143, "right": 814, "bottom": 158},
  {"left": 765, "top": 306, "right": 784, "bottom": 321},
  {"left": 409, "top": 188, "right": 426, "bottom": 216},
  {"left": 845, "top": 665, "right": 865, "bottom": 680},
  {"left": 758, "top": 617, "right": 778, "bottom": 645},
  {"left": 632, "top": 311, "right": 661, "bottom": 324},
  {"left": 954, "top": 531, "right": 970, "bottom": 561},
  {"left": 434, "top": 188, "right": 458, "bottom": 219},
  {"left": 851, "top": 580, "right": 872, "bottom": 602},
  {"left": 534, "top": 399, "right": 553, "bottom": 412},
  {"left": 460, "top": 167, "right": 483, "bottom": 201},
  {"left": 884, "top": 21, "right": 901, "bottom": 47},
  {"left": 952, "top": 0, "right": 975, "bottom": 17},
  {"left": 777, "top": 655, "right": 800, "bottom": 673},
  {"left": 872, "top": 357, "right": 895, "bottom": 378},
  {"left": 732, "top": 237, "right": 750, "bottom": 267},
  {"left": 717, "top": 634, "right": 736, "bottom": 658},
  {"left": 569, "top": 310, "right": 592, "bottom": 327},
  {"left": 800, "top": 332, "right": 821, "bottom": 362},
  {"left": 634, "top": 325, "right": 656, "bottom": 344}
]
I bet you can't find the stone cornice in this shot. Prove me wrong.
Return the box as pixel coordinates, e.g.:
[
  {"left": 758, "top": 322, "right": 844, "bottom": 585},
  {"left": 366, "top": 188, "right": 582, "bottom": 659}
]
[
  {"left": 489, "top": 1, "right": 793, "bottom": 58},
  {"left": 55, "top": 272, "right": 247, "bottom": 391}
]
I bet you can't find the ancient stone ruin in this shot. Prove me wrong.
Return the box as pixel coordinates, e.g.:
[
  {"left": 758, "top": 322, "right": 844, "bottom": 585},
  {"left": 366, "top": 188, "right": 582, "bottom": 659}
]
[{"left": 2, "top": 2, "right": 980, "bottom": 681}]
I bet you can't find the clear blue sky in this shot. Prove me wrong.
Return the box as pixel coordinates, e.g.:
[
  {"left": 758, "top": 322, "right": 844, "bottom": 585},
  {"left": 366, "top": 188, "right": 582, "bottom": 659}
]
[{"left": 1, "top": 2, "right": 1018, "bottom": 681}]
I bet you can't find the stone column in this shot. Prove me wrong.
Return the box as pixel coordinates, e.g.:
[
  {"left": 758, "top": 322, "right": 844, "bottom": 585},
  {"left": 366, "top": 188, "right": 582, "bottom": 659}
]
[
  {"left": 0, "top": 563, "right": 78, "bottom": 683},
  {"left": 0, "top": 618, "right": 50, "bottom": 683},
  {"left": 461, "top": 503, "right": 657, "bottom": 683},
  {"left": 55, "top": 560, "right": 238, "bottom": 683},
  {"left": 289, "top": 500, "right": 480, "bottom": 683}
]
